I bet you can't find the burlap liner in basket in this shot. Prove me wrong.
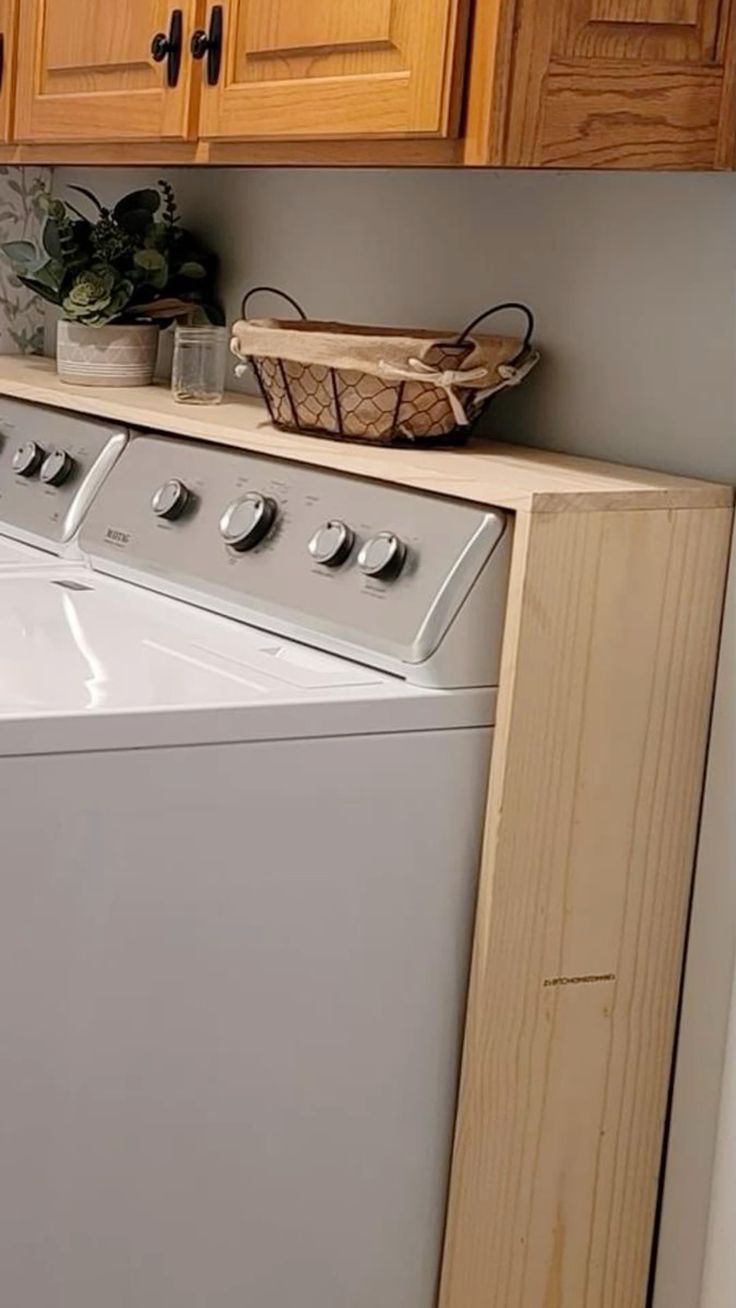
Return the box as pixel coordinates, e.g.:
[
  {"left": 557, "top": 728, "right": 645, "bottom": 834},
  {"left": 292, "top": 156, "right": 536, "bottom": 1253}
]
[{"left": 231, "top": 299, "right": 538, "bottom": 444}]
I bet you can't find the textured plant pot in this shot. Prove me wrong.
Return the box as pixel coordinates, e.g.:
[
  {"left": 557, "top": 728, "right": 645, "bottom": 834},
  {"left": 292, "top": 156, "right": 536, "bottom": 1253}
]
[{"left": 56, "top": 321, "right": 159, "bottom": 387}]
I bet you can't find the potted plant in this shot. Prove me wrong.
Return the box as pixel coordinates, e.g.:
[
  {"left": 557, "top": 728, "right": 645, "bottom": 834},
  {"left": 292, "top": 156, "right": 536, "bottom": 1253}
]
[{"left": 0, "top": 180, "right": 222, "bottom": 387}]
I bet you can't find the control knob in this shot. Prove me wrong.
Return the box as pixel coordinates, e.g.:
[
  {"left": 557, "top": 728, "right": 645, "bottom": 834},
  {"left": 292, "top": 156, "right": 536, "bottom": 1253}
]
[
  {"left": 220, "top": 492, "right": 278, "bottom": 551},
  {"left": 308, "top": 520, "right": 354, "bottom": 568},
  {"left": 152, "top": 478, "right": 191, "bottom": 521},
  {"left": 40, "top": 447, "right": 75, "bottom": 487},
  {"left": 12, "top": 440, "right": 44, "bottom": 477},
  {"left": 358, "top": 532, "right": 407, "bottom": 581}
]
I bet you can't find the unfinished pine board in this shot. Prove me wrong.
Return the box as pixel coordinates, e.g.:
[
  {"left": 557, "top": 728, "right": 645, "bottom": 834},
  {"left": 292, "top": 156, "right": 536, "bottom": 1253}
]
[
  {"left": 440, "top": 504, "right": 734, "bottom": 1308},
  {"left": 0, "top": 355, "right": 729, "bottom": 514}
]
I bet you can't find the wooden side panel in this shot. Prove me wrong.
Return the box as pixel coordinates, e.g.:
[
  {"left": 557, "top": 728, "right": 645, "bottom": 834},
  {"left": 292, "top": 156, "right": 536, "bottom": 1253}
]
[
  {"left": 15, "top": 0, "right": 201, "bottom": 142},
  {"left": 0, "top": 0, "right": 18, "bottom": 142},
  {"left": 470, "top": 0, "right": 736, "bottom": 166},
  {"left": 439, "top": 505, "right": 733, "bottom": 1308},
  {"left": 197, "top": 0, "right": 470, "bottom": 139}
]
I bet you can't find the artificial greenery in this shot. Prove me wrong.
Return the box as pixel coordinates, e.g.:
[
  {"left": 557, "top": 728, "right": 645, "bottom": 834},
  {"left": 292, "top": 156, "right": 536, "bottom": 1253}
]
[{"left": 0, "top": 180, "right": 223, "bottom": 328}]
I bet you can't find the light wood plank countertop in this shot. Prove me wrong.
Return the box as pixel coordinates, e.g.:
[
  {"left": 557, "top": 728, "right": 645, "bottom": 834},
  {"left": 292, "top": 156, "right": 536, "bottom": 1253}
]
[{"left": 0, "top": 356, "right": 729, "bottom": 513}]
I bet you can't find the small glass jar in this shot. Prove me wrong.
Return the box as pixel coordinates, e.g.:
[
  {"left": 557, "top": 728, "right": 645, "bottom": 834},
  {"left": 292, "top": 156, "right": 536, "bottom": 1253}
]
[{"left": 172, "top": 325, "right": 228, "bottom": 405}]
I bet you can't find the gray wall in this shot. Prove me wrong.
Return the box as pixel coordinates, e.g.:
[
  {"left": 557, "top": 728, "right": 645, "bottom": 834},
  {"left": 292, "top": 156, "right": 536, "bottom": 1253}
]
[
  {"left": 55, "top": 167, "right": 736, "bottom": 483},
  {"left": 53, "top": 164, "right": 736, "bottom": 1308}
]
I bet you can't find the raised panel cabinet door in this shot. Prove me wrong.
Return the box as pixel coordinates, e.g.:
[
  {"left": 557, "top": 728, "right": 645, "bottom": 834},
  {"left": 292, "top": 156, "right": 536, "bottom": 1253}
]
[
  {"left": 0, "top": 0, "right": 17, "bottom": 142},
  {"left": 196, "top": 0, "right": 470, "bottom": 139},
  {"left": 15, "top": 0, "right": 201, "bottom": 142},
  {"left": 472, "top": 0, "right": 736, "bottom": 166}
]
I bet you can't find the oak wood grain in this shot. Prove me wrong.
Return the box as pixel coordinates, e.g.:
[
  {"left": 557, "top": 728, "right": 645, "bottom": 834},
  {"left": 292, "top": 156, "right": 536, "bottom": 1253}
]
[
  {"left": 539, "top": 63, "right": 721, "bottom": 168},
  {"left": 15, "top": 0, "right": 201, "bottom": 142},
  {"left": 196, "top": 0, "right": 469, "bottom": 140},
  {"left": 494, "top": 0, "right": 735, "bottom": 167},
  {"left": 0, "top": 136, "right": 463, "bottom": 165}
]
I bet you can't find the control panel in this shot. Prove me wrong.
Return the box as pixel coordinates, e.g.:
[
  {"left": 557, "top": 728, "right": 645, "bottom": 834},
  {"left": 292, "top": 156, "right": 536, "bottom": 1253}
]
[
  {"left": 81, "top": 434, "right": 511, "bottom": 686},
  {"left": 0, "top": 398, "right": 127, "bottom": 549}
]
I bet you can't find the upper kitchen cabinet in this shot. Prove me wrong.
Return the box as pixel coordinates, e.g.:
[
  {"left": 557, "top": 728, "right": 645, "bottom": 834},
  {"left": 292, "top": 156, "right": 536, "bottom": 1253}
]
[
  {"left": 4, "top": 0, "right": 736, "bottom": 166},
  {"left": 195, "top": 0, "right": 470, "bottom": 139},
  {"left": 14, "top": 0, "right": 201, "bottom": 142},
  {"left": 467, "top": 0, "right": 736, "bottom": 167}
]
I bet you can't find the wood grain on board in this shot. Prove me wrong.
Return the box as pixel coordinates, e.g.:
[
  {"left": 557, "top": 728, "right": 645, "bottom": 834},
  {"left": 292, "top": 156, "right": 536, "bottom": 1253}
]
[
  {"left": 0, "top": 356, "right": 729, "bottom": 515},
  {"left": 440, "top": 503, "right": 734, "bottom": 1308}
]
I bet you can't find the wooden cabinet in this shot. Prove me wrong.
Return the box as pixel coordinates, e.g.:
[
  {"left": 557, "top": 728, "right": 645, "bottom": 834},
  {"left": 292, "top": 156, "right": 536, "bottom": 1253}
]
[
  {"left": 196, "top": 0, "right": 469, "bottom": 139},
  {"left": 0, "top": 0, "right": 17, "bottom": 142},
  {"left": 15, "top": 0, "right": 201, "bottom": 142},
  {"left": 469, "top": 0, "right": 736, "bottom": 167},
  {"left": 4, "top": 0, "right": 736, "bottom": 165}
]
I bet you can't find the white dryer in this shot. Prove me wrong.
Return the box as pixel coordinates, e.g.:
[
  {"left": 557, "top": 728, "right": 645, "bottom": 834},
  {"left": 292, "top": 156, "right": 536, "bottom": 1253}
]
[
  {"left": 0, "top": 396, "right": 126, "bottom": 570},
  {"left": 0, "top": 432, "right": 511, "bottom": 1308}
]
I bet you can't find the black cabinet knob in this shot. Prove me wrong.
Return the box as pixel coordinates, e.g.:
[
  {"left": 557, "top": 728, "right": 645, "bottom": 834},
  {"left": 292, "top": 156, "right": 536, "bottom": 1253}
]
[
  {"left": 150, "top": 9, "right": 183, "bottom": 88},
  {"left": 190, "top": 5, "right": 223, "bottom": 86}
]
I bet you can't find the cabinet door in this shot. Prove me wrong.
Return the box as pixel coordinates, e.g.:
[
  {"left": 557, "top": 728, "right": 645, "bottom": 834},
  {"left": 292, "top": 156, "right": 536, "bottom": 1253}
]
[
  {"left": 197, "top": 0, "right": 469, "bottom": 140},
  {"left": 492, "top": 0, "right": 736, "bottom": 167},
  {"left": 15, "top": 0, "right": 201, "bottom": 142},
  {"left": 0, "top": 0, "right": 17, "bottom": 142}
]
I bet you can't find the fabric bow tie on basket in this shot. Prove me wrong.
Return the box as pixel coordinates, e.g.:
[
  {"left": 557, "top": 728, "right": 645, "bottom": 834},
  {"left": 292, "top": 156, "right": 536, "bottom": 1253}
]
[{"left": 230, "top": 288, "right": 540, "bottom": 447}]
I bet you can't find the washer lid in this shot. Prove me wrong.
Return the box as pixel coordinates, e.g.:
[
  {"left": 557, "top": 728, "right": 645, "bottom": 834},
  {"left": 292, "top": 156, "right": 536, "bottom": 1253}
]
[
  {"left": 0, "top": 535, "right": 55, "bottom": 568},
  {"left": 0, "top": 570, "right": 494, "bottom": 755}
]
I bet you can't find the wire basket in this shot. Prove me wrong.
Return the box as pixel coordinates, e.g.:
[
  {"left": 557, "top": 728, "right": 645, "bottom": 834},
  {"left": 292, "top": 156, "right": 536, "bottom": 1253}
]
[{"left": 230, "top": 288, "right": 539, "bottom": 446}]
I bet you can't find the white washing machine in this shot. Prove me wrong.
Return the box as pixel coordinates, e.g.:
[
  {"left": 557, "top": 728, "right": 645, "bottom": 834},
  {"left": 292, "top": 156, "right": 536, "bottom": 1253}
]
[
  {"left": 0, "top": 431, "right": 511, "bottom": 1308},
  {"left": 0, "top": 396, "right": 126, "bottom": 570}
]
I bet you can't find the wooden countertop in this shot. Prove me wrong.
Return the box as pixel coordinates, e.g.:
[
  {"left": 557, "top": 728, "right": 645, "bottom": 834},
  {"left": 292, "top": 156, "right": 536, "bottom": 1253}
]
[{"left": 0, "top": 356, "right": 730, "bottom": 514}]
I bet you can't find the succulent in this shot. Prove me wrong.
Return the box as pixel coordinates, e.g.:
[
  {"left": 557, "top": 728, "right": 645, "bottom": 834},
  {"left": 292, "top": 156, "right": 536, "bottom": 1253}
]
[
  {"left": 0, "top": 181, "right": 222, "bottom": 328},
  {"left": 62, "top": 266, "right": 132, "bottom": 326}
]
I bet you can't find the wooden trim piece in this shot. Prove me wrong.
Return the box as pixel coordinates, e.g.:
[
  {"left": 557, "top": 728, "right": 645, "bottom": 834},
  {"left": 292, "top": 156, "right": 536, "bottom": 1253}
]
[
  {"left": 0, "top": 357, "right": 729, "bottom": 514},
  {"left": 714, "top": 0, "right": 736, "bottom": 166},
  {"left": 0, "top": 142, "right": 209, "bottom": 166},
  {"left": 0, "top": 0, "right": 18, "bottom": 144},
  {"left": 439, "top": 503, "right": 733, "bottom": 1308},
  {"left": 0, "top": 137, "right": 462, "bottom": 166},
  {"left": 463, "top": 0, "right": 517, "bottom": 164},
  {"left": 203, "top": 137, "right": 462, "bottom": 165},
  {"left": 441, "top": 0, "right": 475, "bottom": 140}
]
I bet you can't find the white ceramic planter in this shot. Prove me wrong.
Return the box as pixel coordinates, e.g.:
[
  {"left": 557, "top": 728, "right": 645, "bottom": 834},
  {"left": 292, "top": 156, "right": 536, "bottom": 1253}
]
[{"left": 56, "top": 321, "right": 159, "bottom": 387}]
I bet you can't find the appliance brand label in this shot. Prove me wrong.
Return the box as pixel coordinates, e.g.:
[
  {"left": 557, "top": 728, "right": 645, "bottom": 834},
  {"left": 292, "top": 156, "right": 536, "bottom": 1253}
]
[{"left": 104, "top": 527, "right": 130, "bottom": 547}]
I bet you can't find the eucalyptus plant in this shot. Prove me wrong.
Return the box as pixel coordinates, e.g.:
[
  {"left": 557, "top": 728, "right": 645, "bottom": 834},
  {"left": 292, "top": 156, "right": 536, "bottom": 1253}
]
[{"left": 0, "top": 181, "right": 223, "bottom": 328}]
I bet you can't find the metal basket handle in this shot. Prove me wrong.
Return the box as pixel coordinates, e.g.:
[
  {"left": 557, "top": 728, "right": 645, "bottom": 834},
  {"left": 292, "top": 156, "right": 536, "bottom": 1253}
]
[
  {"left": 454, "top": 302, "right": 535, "bottom": 367},
  {"left": 240, "top": 285, "right": 308, "bottom": 322}
]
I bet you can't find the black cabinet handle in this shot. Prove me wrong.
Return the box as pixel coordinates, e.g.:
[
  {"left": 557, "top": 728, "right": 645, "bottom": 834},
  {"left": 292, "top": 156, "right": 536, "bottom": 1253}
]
[
  {"left": 151, "top": 9, "right": 183, "bottom": 88},
  {"left": 0, "top": 33, "right": 5, "bottom": 96},
  {"left": 190, "top": 5, "right": 223, "bottom": 86}
]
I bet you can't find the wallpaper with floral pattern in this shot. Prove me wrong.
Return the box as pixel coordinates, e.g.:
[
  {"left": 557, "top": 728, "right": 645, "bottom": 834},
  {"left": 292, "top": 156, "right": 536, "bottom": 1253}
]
[{"left": 0, "top": 168, "right": 49, "bottom": 356}]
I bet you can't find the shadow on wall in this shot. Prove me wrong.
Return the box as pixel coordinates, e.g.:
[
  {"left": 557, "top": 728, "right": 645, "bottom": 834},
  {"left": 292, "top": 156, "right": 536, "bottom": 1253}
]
[
  {"left": 0, "top": 168, "right": 49, "bottom": 355},
  {"left": 45, "top": 165, "right": 736, "bottom": 484}
]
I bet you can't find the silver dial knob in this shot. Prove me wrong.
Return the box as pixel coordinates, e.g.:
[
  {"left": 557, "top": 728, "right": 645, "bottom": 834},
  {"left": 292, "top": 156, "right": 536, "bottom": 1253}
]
[
  {"left": 358, "top": 532, "right": 407, "bottom": 581},
  {"left": 40, "top": 447, "right": 74, "bottom": 487},
  {"left": 308, "top": 520, "right": 355, "bottom": 568},
  {"left": 220, "top": 492, "right": 278, "bottom": 552},
  {"left": 152, "top": 478, "right": 190, "bottom": 521},
  {"left": 12, "top": 440, "right": 45, "bottom": 477}
]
